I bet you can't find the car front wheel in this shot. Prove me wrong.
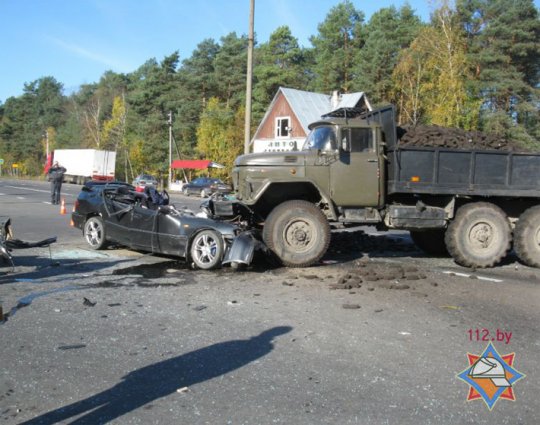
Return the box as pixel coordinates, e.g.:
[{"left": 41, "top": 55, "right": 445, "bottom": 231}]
[
  {"left": 190, "top": 229, "right": 224, "bottom": 269},
  {"left": 84, "top": 216, "right": 108, "bottom": 250}
]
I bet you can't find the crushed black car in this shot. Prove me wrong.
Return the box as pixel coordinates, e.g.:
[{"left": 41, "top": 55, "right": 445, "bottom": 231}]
[{"left": 71, "top": 182, "right": 257, "bottom": 270}]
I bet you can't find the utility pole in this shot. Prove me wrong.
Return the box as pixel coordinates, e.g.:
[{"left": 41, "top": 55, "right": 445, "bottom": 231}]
[
  {"left": 168, "top": 111, "right": 173, "bottom": 189},
  {"left": 44, "top": 129, "right": 49, "bottom": 158},
  {"left": 244, "top": 0, "right": 255, "bottom": 155}
]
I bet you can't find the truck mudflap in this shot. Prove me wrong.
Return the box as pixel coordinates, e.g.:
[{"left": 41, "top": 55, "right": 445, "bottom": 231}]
[{"left": 222, "top": 231, "right": 262, "bottom": 266}]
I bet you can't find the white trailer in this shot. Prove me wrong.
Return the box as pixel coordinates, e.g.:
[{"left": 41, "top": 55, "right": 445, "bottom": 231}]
[{"left": 51, "top": 149, "right": 116, "bottom": 184}]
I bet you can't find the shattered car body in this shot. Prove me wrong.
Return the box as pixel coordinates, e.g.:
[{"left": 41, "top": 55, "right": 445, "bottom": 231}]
[{"left": 71, "top": 182, "right": 257, "bottom": 269}]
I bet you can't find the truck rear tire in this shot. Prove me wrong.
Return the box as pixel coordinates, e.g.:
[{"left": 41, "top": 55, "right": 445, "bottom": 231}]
[
  {"left": 445, "top": 202, "right": 511, "bottom": 268},
  {"left": 514, "top": 205, "right": 540, "bottom": 268},
  {"left": 262, "top": 200, "right": 330, "bottom": 267},
  {"left": 410, "top": 229, "right": 448, "bottom": 256}
]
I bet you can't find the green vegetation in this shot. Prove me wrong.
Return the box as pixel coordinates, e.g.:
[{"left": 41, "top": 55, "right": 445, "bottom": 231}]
[{"left": 0, "top": 0, "right": 538, "bottom": 181}]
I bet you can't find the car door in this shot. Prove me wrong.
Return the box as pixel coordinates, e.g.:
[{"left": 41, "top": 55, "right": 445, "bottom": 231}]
[
  {"left": 330, "top": 127, "right": 382, "bottom": 207},
  {"left": 101, "top": 190, "right": 133, "bottom": 245},
  {"left": 187, "top": 178, "right": 200, "bottom": 195},
  {"left": 129, "top": 205, "right": 158, "bottom": 251}
]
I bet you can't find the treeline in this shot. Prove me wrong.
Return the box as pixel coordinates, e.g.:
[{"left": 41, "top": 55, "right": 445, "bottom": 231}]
[{"left": 0, "top": 0, "right": 538, "bottom": 182}]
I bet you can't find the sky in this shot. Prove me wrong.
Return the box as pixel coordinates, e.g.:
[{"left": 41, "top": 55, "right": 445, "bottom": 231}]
[{"left": 0, "top": 0, "right": 536, "bottom": 104}]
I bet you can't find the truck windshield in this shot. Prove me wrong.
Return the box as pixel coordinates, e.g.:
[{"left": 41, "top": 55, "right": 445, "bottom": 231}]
[{"left": 302, "top": 126, "right": 336, "bottom": 151}]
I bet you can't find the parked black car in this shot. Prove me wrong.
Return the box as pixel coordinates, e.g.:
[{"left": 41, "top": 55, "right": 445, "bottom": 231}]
[
  {"left": 71, "top": 181, "right": 254, "bottom": 269},
  {"left": 182, "top": 177, "right": 231, "bottom": 198}
]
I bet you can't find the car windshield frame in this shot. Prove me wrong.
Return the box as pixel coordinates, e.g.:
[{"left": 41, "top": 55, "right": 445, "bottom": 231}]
[{"left": 302, "top": 125, "right": 337, "bottom": 151}]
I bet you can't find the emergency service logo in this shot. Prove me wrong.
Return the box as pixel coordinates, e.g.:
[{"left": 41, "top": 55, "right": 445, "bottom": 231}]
[{"left": 457, "top": 342, "right": 525, "bottom": 410}]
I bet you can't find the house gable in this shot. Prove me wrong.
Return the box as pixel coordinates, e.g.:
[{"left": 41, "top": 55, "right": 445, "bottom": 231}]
[
  {"left": 254, "top": 91, "right": 305, "bottom": 140},
  {"left": 252, "top": 87, "right": 371, "bottom": 153}
]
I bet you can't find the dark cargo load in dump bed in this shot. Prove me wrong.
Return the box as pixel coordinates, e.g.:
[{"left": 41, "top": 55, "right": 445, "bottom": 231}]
[{"left": 362, "top": 106, "right": 540, "bottom": 198}]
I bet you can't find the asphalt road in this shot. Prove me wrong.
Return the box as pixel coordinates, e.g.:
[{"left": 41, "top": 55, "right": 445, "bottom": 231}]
[{"left": 1, "top": 178, "right": 539, "bottom": 424}]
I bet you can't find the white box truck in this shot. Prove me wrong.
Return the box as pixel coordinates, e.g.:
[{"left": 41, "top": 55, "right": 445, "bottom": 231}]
[{"left": 46, "top": 149, "right": 116, "bottom": 184}]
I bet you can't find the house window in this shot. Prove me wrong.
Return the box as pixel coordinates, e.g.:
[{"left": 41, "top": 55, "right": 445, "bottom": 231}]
[{"left": 275, "top": 117, "right": 291, "bottom": 138}]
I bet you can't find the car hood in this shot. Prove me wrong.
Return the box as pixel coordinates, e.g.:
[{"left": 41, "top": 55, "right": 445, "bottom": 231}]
[{"left": 234, "top": 151, "right": 306, "bottom": 167}]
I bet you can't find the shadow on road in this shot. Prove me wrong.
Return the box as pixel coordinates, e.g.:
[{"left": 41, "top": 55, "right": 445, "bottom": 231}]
[{"left": 20, "top": 326, "right": 293, "bottom": 425}]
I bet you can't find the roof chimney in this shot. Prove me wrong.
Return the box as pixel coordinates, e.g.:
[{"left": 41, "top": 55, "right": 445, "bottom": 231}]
[{"left": 331, "top": 90, "right": 340, "bottom": 110}]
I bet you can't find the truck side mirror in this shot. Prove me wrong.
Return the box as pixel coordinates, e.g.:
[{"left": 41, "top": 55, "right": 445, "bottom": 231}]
[{"left": 341, "top": 138, "right": 350, "bottom": 152}]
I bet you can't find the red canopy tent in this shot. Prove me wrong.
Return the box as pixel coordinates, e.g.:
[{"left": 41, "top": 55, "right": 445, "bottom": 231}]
[
  {"left": 171, "top": 159, "right": 212, "bottom": 169},
  {"left": 170, "top": 160, "right": 225, "bottom": 186}
]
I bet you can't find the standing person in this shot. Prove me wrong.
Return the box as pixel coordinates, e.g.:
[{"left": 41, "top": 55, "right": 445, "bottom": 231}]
[{"left": 48, "top": 161, "right": 66, "bottom": 204}]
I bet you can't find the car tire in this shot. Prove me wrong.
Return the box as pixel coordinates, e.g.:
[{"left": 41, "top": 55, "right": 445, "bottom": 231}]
[
  {"left": 84, "top": 216, "right": 108, "bottom": 250},
  {"left": 445, "top": 202, "right": 511, "bottom": 268},
  {"left": 190, "top": 229, "right": 224, "bottom": 270},
  {"left": 262, "top": 200, "right": 331, "bottom": 267}
]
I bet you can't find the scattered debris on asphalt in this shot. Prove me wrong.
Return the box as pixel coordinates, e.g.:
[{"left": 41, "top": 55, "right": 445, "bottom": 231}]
[
  {"left": 342, "top": 304, "right": 361, "bottom": 309},
  {"left": 83, "top": 297, "right": 96, "bottom": 307}
]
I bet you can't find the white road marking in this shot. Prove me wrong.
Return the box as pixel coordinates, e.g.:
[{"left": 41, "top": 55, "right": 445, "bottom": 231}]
[
  {"left": 442, "top": 270, "right": 503, "bottom": 283},
  {"left": 16, "top": 196, "right": 25, "bottom": 199},
  {"left": 5, "top": 185, "right": 73, "bottom": 197}
]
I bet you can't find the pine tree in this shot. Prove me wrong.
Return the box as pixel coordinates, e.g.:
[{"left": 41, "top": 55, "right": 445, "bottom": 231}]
[
  {"left": 353, "top": 5, "right": 422, "bottom": 105},
  {"left": 253, "top": 26, "right": 308, "bottom": 120},
  {"left": 309, "top": 0, "right": 364, "bottom": 93},
  {"left": 456, "top": 0, "right": 540, "bottom": 146}
]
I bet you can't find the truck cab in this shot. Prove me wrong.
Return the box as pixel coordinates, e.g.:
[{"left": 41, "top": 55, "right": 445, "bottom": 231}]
[
  {"left": 232, "top": 113, "right": 388, "bottom": 225},
  {"left": 217, "top": 108, "right": 394, "bottom": 267}
]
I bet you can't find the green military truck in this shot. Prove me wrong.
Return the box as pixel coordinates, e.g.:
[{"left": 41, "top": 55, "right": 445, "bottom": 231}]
[{"left": 212, "top": 106, "right": 540, "bottom": 269}]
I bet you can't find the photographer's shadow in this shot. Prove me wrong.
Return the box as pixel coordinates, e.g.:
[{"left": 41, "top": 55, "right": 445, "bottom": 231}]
[{"left": 22, "top": 326, "right": 292, "bottom": 424}]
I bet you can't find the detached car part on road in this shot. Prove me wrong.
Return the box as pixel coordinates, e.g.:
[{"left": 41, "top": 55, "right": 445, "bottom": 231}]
[
  {"left": 1, "top": 216, "right": 57, "bottom": 271},
  {"left": 71, "top": 182, "right": 257, "bottom": 270}
]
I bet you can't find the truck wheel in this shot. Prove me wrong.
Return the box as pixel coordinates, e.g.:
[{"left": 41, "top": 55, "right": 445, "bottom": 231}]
[
  {"left": 84, "top": 216, "right": 108, "bottom": 250},
  {"left": 263, "top": 200, "right": 330, "bottom": 267},
  {"left": 445, "top": 202, "right": 511, "bottom": 268},
  {"left": 514, "top": 206, "right": 540, "bottom": 268},
  {"left": 410, "top": 229, "right": 448, "bottom": 256},
  {"left": 190, "top": 229, "right": 224, "bottom": 270}
]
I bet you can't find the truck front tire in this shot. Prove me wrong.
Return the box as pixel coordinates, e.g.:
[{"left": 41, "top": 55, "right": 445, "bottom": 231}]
[
  {"left": 410, "top": 229, "right": 448, "bottom": 256},
  {"left": 263, "top": 200, "right": 330, "bottom": 267},
  {"left": 445, "top": 202, "right": 511, "bottom": 268},
  {"left": 514, "top": 206, "right": 540, "bottom": 268}
]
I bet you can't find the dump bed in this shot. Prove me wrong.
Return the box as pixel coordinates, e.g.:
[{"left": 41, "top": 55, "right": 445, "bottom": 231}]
[{"left": 387, "top": 146, "right": 540, "bottom": 198}]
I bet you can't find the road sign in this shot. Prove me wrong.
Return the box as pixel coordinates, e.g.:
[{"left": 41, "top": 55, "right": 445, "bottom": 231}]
[
  {"left": 12, "top": 163, "right": 18, "bottom": 168},
  {"left": 0, "top": 158, "right": 4, "bottom": 164}
]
